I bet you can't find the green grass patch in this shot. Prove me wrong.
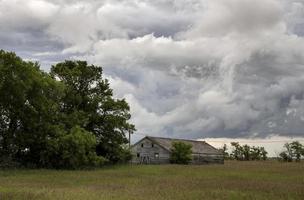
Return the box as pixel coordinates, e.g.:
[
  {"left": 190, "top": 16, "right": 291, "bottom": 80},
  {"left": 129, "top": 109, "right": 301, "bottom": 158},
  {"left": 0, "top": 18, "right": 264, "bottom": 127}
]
[{"left": 0, "top": 161, "right": 303, "bottom": 200}]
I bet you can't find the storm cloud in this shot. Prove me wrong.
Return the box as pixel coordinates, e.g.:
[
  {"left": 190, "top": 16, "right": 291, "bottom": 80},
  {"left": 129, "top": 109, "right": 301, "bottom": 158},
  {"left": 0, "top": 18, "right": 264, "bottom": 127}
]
[{"left": 1, "top": 0, "right": 304, "bottom": 139}]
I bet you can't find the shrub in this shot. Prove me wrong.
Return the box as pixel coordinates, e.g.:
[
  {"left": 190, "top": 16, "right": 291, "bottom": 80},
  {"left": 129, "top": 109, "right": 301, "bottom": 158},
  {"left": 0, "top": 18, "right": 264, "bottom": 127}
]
[
  {"left": 170, "top": 141, "right": 192, "bottom": 164},
  {"left": 0, "top": 156, "right": 20, "bottom": 169},
  {"left": 279, "top": 152, "right": 292, "bottom": 162},
  {"left": 43, "top": 126, "right": 107, "bottom": 169}
]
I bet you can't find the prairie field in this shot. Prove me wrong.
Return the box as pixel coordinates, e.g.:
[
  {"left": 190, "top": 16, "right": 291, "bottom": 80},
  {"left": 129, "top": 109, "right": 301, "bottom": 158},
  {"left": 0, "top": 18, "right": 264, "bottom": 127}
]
[{"left": 0, "top": 161, "right": 303, "bottom": 200}]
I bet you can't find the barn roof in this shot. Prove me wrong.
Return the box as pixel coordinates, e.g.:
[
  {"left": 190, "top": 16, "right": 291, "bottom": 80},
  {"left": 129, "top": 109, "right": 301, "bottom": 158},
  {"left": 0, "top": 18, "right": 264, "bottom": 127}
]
[{"left": 145, "top": 136, "right": 222, "bottom": 155}]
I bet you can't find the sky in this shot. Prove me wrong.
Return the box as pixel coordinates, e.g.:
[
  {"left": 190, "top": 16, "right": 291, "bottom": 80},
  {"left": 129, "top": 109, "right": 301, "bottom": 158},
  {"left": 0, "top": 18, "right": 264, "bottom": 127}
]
[{"left": 1, "top": 0, "right": 304, "bottom": 155}]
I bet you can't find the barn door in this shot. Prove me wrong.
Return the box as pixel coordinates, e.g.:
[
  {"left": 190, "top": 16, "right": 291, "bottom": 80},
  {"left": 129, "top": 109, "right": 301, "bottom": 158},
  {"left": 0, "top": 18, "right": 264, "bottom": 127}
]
[{"left": 140, "top": 155, "right": 150, "bottom": 164}]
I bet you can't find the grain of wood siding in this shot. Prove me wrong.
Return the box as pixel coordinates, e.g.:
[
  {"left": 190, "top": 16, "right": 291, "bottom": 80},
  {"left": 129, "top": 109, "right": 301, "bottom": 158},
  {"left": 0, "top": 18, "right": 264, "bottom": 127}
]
[
  {"left": 131, "top": 138, "right": 170, "bottom": 164},
  {"left": 131, "top": 136, "right": 224, "bottom": 164}
]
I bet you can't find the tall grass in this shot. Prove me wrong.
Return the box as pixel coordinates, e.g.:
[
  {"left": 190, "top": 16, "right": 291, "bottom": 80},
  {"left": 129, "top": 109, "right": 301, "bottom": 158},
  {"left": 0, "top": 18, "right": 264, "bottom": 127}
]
[{"left": 0, "top": 161, "right": 303, "bottom": 200}]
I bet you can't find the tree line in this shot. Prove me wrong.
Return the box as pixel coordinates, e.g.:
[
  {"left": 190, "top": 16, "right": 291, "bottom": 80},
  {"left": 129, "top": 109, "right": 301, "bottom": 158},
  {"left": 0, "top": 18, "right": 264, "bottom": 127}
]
[
  {"left": 220, "top": 141, "right": 304, "bottom": 162},
  {"left": 0, "top": 50, "right": 135, "bottom": 169},
  {"left": 221, "top": 143, "right": 267, "bottom": 161}
]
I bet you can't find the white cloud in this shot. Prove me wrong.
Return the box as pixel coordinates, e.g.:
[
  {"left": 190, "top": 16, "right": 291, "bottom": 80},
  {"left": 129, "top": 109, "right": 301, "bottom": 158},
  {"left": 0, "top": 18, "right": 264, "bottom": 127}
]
[
  {"left": 181, "top": 0, "right": 285, "bottom": 38},
  {"left": 0, "top": 0, "right": 59, "bottom": 30},
  {"left": 1, "top": 0, "right": 304, "bottom": 140}
]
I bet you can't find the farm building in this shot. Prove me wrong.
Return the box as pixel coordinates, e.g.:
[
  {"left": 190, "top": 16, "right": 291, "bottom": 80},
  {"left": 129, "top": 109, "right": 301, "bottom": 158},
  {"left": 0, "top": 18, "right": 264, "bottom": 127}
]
[{"left": 131, "top": 136, "right": 224, "bottom": 164}]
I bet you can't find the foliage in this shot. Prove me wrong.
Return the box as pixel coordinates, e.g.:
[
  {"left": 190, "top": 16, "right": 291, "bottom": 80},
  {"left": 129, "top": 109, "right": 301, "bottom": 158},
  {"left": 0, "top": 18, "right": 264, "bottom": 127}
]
[
  {"left": 290, "top": 141, "right": 304, "bottom": 162},
  {"left": 279, "top": 151, "right": 292, "bottom": 162},
  {"left": 170, "top": 141, "right": 192, "bottom": 164},
  {"left": 230, "top": 142, "right": 244, "bottom": 160},
  {"left": 0, "top": 155, "right": 20, "bottom": 169},
  {"left": 219, "top": 144, "right": 230, "bottom": 160},
  {"left": 242, "top": 144, "right": 251, "bottom": 161},
  {"left": 260, "top": 147, "right": 268, "bottom": 161},
  {"left": 279, "top": 141, "right": 304, "bottom": 162},
  {"left": 0, "top": 50, "right": 63, "bottom": 167},
  {"left": 0, "top": 50, "right": 135, "bottom": 168},
  {"left": 42, "top": 126, "right": 107, "bottom": 169},
  {"left": 230, "top": 142, "right": 268, "bottom": 161},
  {"left": 112, "top": 145, "right": 133, "bottom": 163},
  {"left": 50, "top": 60, "right": 135, "bottom": 164}
]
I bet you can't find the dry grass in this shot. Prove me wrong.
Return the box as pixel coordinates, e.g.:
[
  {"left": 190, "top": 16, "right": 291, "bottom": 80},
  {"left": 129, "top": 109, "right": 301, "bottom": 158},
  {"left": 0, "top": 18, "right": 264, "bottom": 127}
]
[{"left": 0, "top": 161, "right": 303, "bottom": 200}]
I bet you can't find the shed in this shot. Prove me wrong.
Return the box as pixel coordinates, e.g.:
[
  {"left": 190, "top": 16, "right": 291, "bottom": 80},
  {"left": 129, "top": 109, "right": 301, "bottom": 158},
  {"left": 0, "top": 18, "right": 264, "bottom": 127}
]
[{"left": 131, "top": 136, "right": 224, "bottom": 164}]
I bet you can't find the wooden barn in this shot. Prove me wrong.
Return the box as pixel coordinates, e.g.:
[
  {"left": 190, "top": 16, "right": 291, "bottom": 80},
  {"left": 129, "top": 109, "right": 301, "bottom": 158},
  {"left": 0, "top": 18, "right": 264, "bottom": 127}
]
[{"left": 131, "top": 136, "right": 224, "bottom": 164}]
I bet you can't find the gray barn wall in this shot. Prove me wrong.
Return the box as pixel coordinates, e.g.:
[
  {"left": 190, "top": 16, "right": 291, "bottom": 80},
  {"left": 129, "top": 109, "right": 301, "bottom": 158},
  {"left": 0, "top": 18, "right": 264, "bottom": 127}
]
[
  {"left": 131, "top": 137, "right": 224, "bottom": 164},
  {"left": 131, "top": 138, "right": 170, "bottom": 164}
]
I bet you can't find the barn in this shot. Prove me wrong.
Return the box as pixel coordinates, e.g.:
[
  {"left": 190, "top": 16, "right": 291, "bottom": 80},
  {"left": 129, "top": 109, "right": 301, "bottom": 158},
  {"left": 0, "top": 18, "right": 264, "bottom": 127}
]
[{"left": 131, "top": 136, "right": 224, "bottom": 164}]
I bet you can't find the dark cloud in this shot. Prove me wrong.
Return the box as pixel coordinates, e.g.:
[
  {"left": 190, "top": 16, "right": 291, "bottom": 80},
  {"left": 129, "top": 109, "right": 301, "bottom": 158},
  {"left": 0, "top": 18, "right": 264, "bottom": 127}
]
[{"left": 1, "top": 0, "right": 304, "bottom": 139}]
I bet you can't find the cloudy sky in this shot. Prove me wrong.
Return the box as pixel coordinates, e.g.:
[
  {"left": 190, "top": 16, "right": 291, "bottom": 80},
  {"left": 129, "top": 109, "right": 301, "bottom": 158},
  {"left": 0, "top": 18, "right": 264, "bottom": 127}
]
[{"left": 1, "top": 0, "right": 304, "bottom": 153}]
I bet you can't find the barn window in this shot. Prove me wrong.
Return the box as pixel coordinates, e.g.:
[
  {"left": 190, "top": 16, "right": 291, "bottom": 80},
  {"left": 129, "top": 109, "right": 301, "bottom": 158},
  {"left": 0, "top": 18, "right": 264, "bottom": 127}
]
[
  {"left": 141, "top": 143, "right": 144, "bottom": 147},
  {"left": 154, "top": 153, "right": 159, "bottom": 158},
  {"left": 137, "top": 153, "right": 140, "bottom": 158}
]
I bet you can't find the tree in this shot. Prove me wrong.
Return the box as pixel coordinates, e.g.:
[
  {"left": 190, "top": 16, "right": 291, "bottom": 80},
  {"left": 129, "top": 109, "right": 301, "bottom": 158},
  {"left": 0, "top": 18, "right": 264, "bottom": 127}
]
[
  {"left": 290, "top": 141, "right": 303, "bottom": 162},
  {"left": 279, "top": 141, "right": 304, "bottom": 162},
  {"left": 50, "top": 60, "right": 135, "bottom": 163},
  {"left": 242, "top": 144, "right": 251, "bottom": 161},
  {"left": 230, "top": 142, "right": 268, "bottom": 161},
  {"left": 42, "top": 126, "right": 107, "bottom": 169},
  {"left": 0, "top": 50, "right": 134, "bottom": 168},
  {"left": 220, "top": 144, "right": 229, "bottom": 160},
  {"left": 279, "top": 151, "right": 292, "bottom": 162},
  {"left": 230, "top": 142, "right": 243, "bottom": 160},
  {"left": 250, "top": 146, "right": 261, "bottom": 161},
  {"left": 0, "top": 50, "right": 63, "bottom": 167},
  {"left": 260, "top": 147, "right": 268, "bottom": 161},
  {"left": 170, "top": 141, "right": 192, "bottom": 164},
  {"left": 284, "top": 143, "right": 293, "bottom": 160}
]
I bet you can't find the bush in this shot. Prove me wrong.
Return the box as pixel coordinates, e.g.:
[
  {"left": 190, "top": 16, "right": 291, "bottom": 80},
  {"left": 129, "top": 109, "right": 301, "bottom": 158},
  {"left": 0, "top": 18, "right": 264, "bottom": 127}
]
[
  {"left": 0, "top": 156, "right": 20, "bottom": 169},
  {"left": 99, "top": 144, "right": 132, "bottom": 164},
  {"left": 117, "top": 146, "right": 133, "bottom": 163},
  {"left": 279, "top": 152, "right": 292, "bottom": 162},
  {"left": 43, "top": 126, "right": 107, "bottom": 169},
  {"left": 170, "top": 141, "right": 192, "bottom": 164}
]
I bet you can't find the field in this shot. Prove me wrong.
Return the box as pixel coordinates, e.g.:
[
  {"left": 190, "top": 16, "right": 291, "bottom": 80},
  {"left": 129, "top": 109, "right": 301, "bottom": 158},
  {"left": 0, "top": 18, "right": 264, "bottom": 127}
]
[{"left": 0, "top": 161, "right": 303, "bottom": 200}]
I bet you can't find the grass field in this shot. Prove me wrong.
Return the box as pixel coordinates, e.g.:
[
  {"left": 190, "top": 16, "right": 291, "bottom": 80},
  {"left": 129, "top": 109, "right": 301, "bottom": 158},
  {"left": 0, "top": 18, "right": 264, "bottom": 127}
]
[{"left": 0, "top": 161, "right": 303, "bottom": 200}]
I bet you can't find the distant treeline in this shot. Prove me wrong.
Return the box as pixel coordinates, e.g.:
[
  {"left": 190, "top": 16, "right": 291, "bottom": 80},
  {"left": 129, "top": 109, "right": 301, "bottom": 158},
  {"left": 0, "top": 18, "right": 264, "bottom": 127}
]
[
  {"left": 220, "top": 141, "right": 304, "bottom": 162},
  {"left": 0, "top": 50, "right": 135, "bottom": 169}
]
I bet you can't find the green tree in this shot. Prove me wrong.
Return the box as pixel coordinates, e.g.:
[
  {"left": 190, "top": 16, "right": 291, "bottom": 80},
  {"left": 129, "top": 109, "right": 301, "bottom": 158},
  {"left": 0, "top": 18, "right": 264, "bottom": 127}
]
[
  {"left": 284, "top": 142, "right": 294, "bottom": 161},
  {"left": 0, "top": 50, "right": 63, "bottom": 167},
  {"left": 279, "top": 141, "right": 304, "bottom": 162},
  {"left": 170, "top": 141, "right": 192, "bottom": 164},
  {"left": 0, "top": 50, "right": 133, "bottom": 168},
  {"left": 279, "top": 151, "right": 292, "bottom": 162},
  {"left": 260, "top": 147, "right": 268, "bottom": 161},
  {"left": 231, "top": 142, "right": 243, "bottom": 160},
  {"left": 50, "top": 61, "right": 135, "bottom": 163},
  {"left": 230, "top": 143, "right": 268, "bottom": 161},
  {"left": 42, "top": 126, "right": 107, "bottom": 169},
  {"left": 290, "top": 141, "right": 303, "bottom": 162},
  {"left": 220, "top": 144, "right": 229, "bottom": 160},
  {"left": 250, "top": 146, "right": 261, "bottom": 160},
  {"left": 242, "top": 144, "right": 251, "bottom": 161}
]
